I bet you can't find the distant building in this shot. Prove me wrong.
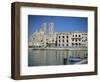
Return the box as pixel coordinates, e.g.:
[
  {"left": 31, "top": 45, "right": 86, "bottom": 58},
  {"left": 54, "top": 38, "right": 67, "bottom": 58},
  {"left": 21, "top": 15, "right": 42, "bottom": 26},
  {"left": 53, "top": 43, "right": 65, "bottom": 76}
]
[{"left": 29, "top": 22, "right": 87, "bottom": 48}]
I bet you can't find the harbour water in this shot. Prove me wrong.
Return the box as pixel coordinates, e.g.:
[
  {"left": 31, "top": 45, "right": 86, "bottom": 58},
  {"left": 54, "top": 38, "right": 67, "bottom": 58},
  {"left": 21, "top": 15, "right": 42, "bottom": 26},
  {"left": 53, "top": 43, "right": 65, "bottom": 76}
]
[{"left": 28, "top": 49, "right": 88, "bottom": 66}]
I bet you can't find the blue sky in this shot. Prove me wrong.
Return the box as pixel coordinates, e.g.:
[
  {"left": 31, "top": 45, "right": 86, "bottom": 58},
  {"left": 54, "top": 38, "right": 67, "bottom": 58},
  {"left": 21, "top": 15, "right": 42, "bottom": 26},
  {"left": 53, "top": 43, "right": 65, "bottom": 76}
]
[{"left": 28, "top": 15, "right": 88, "bottom": 37}]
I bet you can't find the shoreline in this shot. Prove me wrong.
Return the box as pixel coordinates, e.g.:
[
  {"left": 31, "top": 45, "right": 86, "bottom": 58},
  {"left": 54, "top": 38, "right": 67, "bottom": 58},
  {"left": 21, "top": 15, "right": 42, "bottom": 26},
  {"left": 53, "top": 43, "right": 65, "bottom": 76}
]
[{"left": 29, "top": 47, "right": 87, "bottom": 50}]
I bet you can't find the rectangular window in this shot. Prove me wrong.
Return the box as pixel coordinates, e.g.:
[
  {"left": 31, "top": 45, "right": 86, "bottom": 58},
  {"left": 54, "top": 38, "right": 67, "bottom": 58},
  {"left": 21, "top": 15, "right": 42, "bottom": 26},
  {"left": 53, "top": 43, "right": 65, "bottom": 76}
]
[
  {"left": 66, "top": 36, "right": 68, "bottom": 38},
  {"left": 66, "top": 44, "right": 68, "bottom": 46},
  {"left": 52, "top": 40, "right": 54, "bottom": 42},
  {"left": 75, "top": 39, "right": 77, "bottom": 42},
  {"left": 72, "top": 39, "right": 74, "bottom": 41},
  {"left": 59, "top": 44, "right": 60, "bottom": 46}
]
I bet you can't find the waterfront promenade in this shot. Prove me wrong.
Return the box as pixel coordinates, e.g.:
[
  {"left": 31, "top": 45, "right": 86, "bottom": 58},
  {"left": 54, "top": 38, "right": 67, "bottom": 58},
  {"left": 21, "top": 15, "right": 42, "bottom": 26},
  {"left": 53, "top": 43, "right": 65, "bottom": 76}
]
[{"left": 29, "top": 47, "right": 87, "bottom": 50}]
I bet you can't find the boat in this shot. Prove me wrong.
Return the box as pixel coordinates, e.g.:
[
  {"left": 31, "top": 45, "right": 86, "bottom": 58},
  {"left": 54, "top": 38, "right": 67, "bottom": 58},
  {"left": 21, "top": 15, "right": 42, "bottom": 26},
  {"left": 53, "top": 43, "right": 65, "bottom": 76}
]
[{"left": 69, "top": 57, "right": 82, "bottom": 64}]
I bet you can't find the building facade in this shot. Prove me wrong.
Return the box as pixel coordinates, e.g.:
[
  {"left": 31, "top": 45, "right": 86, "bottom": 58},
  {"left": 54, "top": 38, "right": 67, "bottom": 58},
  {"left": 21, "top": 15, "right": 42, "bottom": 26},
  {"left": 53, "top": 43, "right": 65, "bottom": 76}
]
[{"left": 29, "top": 22, "right": 87, "bottom": 48}]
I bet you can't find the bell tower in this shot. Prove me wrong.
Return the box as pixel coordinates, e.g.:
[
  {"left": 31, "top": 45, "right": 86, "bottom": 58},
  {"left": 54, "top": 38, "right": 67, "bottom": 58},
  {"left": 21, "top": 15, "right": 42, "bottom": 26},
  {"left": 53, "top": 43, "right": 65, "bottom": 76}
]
[
  {"left": 40, "top": 21, "right": 46, "bottom": 33},
  {"left": 48, "top": 19, "right": 54, "bottom": 34}
]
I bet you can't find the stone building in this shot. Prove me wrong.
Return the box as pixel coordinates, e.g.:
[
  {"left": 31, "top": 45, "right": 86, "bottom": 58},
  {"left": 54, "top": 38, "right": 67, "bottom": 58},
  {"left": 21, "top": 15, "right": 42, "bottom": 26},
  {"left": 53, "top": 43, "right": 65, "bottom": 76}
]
[{"left": 29, "top": 22, "right": 87, "bottom": 48}]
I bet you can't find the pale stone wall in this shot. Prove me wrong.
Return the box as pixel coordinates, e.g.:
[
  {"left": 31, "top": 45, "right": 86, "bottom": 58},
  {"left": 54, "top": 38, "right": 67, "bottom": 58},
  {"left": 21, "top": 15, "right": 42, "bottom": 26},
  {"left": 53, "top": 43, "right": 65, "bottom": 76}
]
[{"left": 29, "top": 31, "right": 87, "bottom": 48}]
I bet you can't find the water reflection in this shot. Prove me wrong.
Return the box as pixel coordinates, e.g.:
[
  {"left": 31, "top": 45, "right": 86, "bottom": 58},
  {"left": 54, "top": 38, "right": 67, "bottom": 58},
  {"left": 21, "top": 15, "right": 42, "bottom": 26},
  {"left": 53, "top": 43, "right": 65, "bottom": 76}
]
[{"left": 28, "top": 49, "right": 88, "bottom": 66}]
